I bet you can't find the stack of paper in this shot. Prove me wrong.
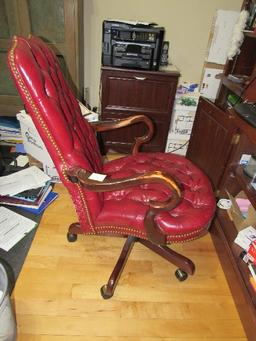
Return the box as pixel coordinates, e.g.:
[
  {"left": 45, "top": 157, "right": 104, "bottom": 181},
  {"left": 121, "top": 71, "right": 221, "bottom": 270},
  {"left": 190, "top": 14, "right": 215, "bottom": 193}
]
[
  {"left": 0, "top": 206, "right": 37, "bottom": 251},
  {"left": 0, "top": 181, "right": 52, "bottom": 208},
  {"left": 0, "top": 166, "right": 58, "bottom": 215},
  {"left": 0, "top": 116, "right": 22, "bottom": 146},
  {"left": 0, "top": 166, "right": 50, "bottom": 196}
]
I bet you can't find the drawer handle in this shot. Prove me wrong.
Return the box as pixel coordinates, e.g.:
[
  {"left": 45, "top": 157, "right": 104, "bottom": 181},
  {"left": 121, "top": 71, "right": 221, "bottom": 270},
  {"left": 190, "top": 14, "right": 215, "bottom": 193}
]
[{"left": 134, "top": 76, "right": 146, "bottom": 81}]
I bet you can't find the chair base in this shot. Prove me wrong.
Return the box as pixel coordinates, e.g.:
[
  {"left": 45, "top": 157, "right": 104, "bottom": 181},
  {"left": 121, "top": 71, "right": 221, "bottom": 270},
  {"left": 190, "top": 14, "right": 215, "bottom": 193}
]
[
  {"left": 101, "top": 235, "right": 136, "bottom": 299},
  {"left": 67, "top": 222, "right": 196, "bottom": 299}
]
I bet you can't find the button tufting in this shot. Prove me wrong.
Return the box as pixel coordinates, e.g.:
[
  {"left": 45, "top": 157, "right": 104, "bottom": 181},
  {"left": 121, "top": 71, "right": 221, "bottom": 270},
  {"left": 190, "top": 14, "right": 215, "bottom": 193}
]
[{"left": 101, "top": 152, "right": 215, "bottom": 238}]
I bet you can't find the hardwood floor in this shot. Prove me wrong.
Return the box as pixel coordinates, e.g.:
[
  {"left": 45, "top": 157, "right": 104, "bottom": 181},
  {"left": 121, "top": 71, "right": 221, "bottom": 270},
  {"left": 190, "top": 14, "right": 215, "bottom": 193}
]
[{"left": 12, "top": 183, "right": 247, "bottom": 340}]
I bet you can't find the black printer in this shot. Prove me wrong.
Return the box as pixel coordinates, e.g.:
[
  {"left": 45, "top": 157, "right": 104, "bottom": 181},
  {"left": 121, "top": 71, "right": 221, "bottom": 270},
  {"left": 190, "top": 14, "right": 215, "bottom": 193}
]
[{"left": 102, "top": 20, "right": 165, "bottom": 70}]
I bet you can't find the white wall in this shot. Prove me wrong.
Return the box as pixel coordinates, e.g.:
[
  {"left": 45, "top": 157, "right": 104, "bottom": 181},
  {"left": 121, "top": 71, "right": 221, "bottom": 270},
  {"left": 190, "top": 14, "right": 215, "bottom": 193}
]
[{"left": 84, "top": 0, "right": 242, "bottom": 107}]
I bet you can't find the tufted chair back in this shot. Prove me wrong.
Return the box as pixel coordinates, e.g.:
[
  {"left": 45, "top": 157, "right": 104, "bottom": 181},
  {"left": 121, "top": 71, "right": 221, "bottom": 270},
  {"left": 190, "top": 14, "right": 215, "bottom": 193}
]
[{"left": 8, "top": 35, "right": 103, "bottom": 231}]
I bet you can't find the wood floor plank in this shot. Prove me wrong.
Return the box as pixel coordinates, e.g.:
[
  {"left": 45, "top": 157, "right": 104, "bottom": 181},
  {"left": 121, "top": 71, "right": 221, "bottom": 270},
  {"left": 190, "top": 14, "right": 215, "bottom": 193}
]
[
  {"left": 12, "top": 184, "right": 247, "bottom": 340},
  {"left": 14, "top": 298, "right": 238, "bottom": 319},
  {"left": 17, "top": 336, "right": 248, "bottom": 341},
  {"left": 16, "top": 315, "right": 245, "bottom": 338}
]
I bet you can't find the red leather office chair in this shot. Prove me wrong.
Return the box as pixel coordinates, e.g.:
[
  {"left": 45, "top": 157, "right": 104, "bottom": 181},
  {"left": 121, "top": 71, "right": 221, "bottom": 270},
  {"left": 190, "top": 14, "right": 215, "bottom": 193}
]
[{"left": 8, "top": 35, "right": 215, "bottom": 299}]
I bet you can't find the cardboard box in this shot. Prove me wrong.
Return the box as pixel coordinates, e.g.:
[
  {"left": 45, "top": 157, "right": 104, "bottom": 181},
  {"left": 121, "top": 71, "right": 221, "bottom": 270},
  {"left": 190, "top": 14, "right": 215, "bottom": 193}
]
[
  {"left": 165, "top": 137, "right": 188, "bottom": 156},
  {"left": 169, "top": 106, "right": 196, "bottom": 139},
  {"left": 227, "top": 190, "right": 256, "bottom": 231},
  {"left": 168, "top": 94, "right": 199, "bottom": 140},
  {"left": 16, "top": 111, "right": 60, "bottom": 182},
  {"left": 200, "top": 65, "right": 224, "bottom": 100}
]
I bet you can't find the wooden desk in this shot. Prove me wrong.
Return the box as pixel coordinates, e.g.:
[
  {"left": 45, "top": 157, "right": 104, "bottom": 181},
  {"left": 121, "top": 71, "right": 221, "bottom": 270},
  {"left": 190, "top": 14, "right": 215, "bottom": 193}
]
[{"left": 12, "top": 184, "right": 246, "bottom": 340}]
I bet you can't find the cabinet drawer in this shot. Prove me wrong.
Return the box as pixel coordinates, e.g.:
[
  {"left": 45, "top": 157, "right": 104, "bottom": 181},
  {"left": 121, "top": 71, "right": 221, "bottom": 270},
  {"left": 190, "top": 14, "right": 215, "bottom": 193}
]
[{"left": 101, "top": 68, "right": 179, "bottom": 115}]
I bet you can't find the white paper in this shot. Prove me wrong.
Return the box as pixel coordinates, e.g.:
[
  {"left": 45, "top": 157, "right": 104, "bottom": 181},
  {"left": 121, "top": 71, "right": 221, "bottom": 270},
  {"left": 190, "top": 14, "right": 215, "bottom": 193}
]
[
  {"left": 78, "top": 101, "right": 91, "bottom": 116},
  {"left": 0, "top": 207, "right": 37, "bottom": 251},
  {"left": 10, "top": 155, "right": 29, "bottom": 167},
  {"left": 0, "top": 166, "right": 50, "bottom": 196},
  {"left": 43, "top": 164, "right": 60, "bottom": 183},
  {"left": 107, "top": 19, "right": 153, "bottom": 26},
  {"left": 234, "top": 226, "right": 256, "bottom": 251},
  {"left": 88, "top": 173, "right": 106, "bottom": 182},
  {"left": 78, "top": 101, "right": 99, "bottom": 122}
]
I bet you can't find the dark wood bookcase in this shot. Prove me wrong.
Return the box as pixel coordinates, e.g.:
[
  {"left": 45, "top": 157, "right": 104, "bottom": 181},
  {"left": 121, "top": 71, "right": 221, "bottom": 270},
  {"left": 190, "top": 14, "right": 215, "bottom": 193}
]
[{"left": 187, "top": 1, "right": 256, "bottom": 339}]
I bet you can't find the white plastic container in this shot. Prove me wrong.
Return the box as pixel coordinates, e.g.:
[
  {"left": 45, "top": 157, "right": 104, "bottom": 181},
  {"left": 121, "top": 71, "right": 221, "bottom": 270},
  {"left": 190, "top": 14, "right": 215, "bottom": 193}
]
[{"left": 0, "top": 263, "right": 16, "bottom": 341}]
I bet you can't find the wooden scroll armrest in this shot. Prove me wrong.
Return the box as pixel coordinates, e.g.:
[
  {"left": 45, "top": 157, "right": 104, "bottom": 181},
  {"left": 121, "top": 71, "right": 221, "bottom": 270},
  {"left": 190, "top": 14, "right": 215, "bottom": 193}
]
[
  {"left": 67, "top": 167, "right": 182, "bottom": 245},
  {"left": 91, "top": 114, "right": 154, "bottom": 155}
]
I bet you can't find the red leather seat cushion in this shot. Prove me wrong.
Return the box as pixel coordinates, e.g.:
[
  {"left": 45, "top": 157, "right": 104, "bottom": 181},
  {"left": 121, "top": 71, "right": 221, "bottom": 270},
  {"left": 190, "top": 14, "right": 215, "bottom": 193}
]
[{"left": 95, "top": 153, "right": 215, "bottom": 242}]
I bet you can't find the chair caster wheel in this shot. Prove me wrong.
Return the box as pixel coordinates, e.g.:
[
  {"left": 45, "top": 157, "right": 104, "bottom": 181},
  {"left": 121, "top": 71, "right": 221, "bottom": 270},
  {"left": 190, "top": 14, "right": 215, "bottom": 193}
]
[
  {"left": 100, "top": 285, "right": 113, "bottom": 299},
  {"left": 175, "top": 268, "right": 188, "bottom": 281},
  {"left": 67, "top": 233, "right": 77, "bottom": 242}
]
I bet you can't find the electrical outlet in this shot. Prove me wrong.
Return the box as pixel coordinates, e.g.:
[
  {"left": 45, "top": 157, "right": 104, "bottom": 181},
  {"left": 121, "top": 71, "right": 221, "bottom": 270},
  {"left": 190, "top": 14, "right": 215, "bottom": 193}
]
[{"left": 84, "top": 87, "right": 90, "bottom": 104}]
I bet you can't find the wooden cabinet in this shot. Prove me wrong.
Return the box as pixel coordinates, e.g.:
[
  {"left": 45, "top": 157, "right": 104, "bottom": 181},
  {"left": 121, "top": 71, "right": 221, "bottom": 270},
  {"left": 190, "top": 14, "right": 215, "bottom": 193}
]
[
  {"left": 186, "top": 98, "right": 238, "bottom": 191},
  {"left": 0, "top": 0, "right": 84, "bottom": 115},
  {"left": 188, "top": 99, "right": 256, "bottom": 341},
  {"left": 211, "top": 163, "right": 256, "bottom": 341},
  {"left": 100, "top": 66, "right": 179, "bottom": 153}
]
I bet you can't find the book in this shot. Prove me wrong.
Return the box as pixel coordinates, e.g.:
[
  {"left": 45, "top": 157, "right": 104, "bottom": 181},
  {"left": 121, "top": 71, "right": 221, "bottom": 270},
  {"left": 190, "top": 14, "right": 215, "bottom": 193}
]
[
  {"left": 249, "top": 275, "right": 256, "bottom": 291},
  {"left": 248, "top": 263, "right": 256, "bottom": 280},
  {"left": 18, "top": 191, "right": 58, "bottom": 215},
  {"left": 0, "top": 116, "right": 21, "bottom": 132},
  {"left": 0, "top": 185, "right": 52, "bottom": 208},
  {"left": 0, "top": 116, "right": 22, "bottom": 146}
]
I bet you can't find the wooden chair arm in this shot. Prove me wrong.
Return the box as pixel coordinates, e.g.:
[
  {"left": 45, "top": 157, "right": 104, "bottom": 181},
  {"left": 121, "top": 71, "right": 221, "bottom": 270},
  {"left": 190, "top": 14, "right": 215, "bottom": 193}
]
[
  {"left": 91, "top": 115, "right": 154, "bottom": 155},
  {"left": 66, "top": 167, "right": 182, "bottom": 245}
]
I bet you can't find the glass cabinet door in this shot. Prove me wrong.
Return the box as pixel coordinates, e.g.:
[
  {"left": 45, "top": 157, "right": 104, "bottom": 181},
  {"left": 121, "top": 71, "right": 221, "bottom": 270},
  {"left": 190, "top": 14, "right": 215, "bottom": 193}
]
[
  {"left": 0, "top": 0, "right": 84, "bottom": 116},
  {"left": 0, "top": 0, "right": 22, "bottom": 115}
]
